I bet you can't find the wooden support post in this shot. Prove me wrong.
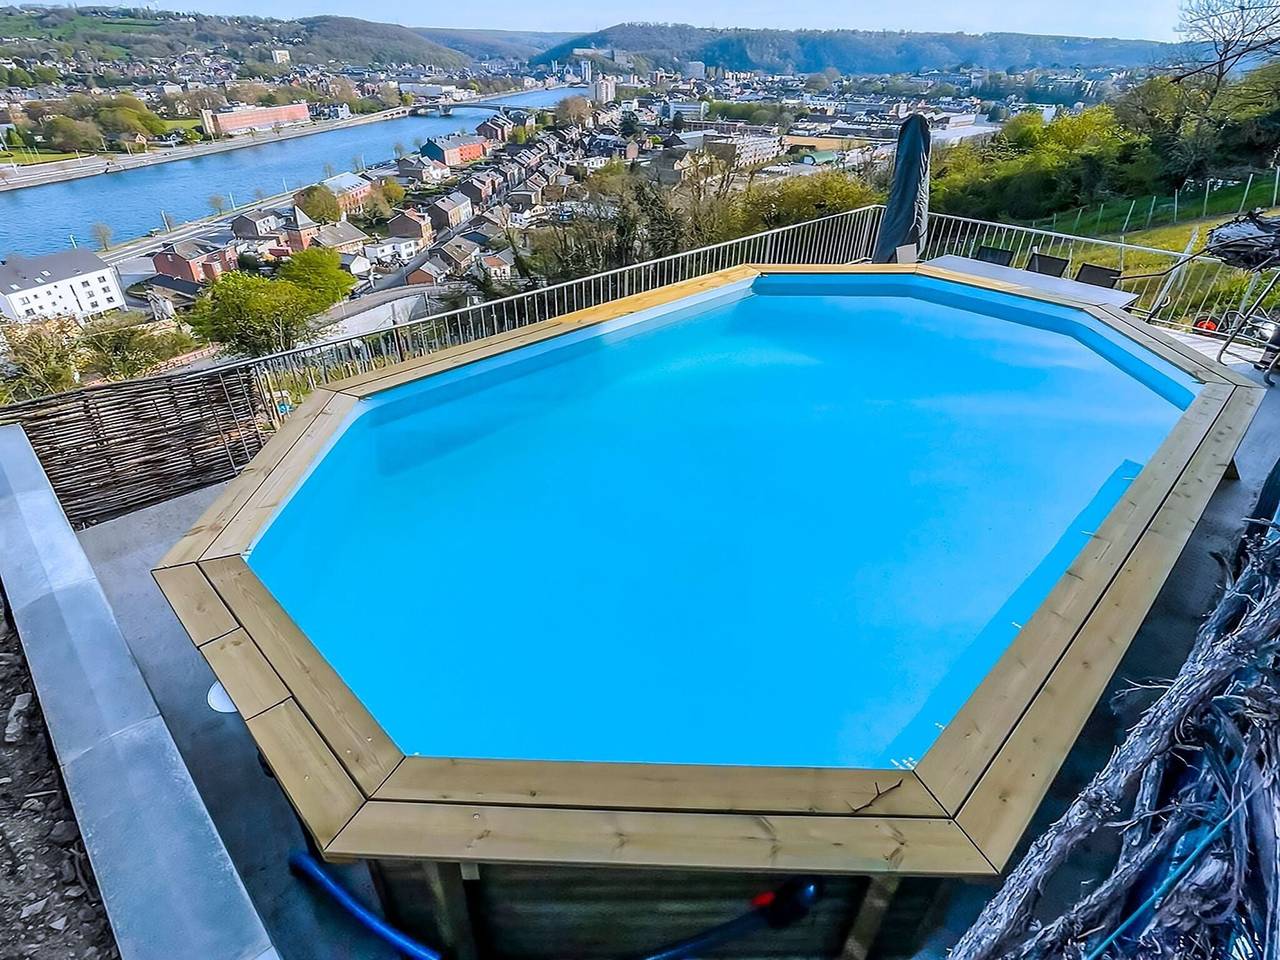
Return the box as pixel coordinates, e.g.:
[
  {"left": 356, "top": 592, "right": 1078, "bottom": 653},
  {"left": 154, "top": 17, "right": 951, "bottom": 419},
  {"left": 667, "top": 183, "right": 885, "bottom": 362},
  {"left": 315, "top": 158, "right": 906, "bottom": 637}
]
[
  {"left": 840, "top": 876, "right": 901, "bottom": 960},
  {"left": 373, "top": 860, "right": 480, "bottom": 960}
]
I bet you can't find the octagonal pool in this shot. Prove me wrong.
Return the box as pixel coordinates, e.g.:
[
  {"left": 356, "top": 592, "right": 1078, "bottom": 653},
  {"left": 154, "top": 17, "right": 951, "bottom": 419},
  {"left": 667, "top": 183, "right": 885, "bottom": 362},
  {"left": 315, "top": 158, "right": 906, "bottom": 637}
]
[{"left": 244, "top": 271, "right": 1199, "bottom": 771}]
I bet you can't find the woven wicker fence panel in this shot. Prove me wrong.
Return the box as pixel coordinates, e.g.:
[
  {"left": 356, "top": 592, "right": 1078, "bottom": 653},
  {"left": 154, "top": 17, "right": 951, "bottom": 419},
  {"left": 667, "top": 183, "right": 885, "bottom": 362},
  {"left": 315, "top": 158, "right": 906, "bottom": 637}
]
[{"left": 0, "top": 366, "right": 264, "bottom": 527}]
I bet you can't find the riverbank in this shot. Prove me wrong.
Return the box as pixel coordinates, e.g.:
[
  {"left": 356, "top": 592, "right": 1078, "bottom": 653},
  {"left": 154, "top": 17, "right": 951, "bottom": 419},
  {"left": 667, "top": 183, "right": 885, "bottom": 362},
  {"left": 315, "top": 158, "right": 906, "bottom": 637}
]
[
  {"left": 0, "top": 107, "right": 411, "bottom": 194},
  {"left": 0, "top": 86, "right": 581, "bottom": 256}
]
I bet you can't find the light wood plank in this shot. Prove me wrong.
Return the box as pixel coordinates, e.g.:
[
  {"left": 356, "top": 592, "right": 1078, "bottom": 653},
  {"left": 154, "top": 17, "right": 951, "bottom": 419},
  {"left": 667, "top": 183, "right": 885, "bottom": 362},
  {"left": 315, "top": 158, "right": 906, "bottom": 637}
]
[
  {"left": 152, "top": 563, "right": 238, "bottom": 645},
  {"left": 201, "top": 628, "right": 288, "bottom": 718},
  {"left": 156, "top": 389, "right": 336, "bottom": 568},
  {"left": 957, "top": 384, "right": 1262, "bottom": 868},
  {"left": 329, "top": 802, "right": 996, "bottom": 875},
  {"left": 200, "top": 391, "right": 358, "bottom": 561},
  {"left": 1091, "top": 305, "right": 1254, "bottom": 388},
  {"left": 247, "top": 700, "right": 364, "bottom": 847},
  {"left": 199, "top": 554, "right": 402, "bottom": 795},
  {"left": 916, "top": 383, "right": 1232, "bottom": 812},
  {"left": 377, "top": 758, "right": 944, "bottom": 816},
  {"left": 751, "top": 263, "right": 919, "bottom": 275}
]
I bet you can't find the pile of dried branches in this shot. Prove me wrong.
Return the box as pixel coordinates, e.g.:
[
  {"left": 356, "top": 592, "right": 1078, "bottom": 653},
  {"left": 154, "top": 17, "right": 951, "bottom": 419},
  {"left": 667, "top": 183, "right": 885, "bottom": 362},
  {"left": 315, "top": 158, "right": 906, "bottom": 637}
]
[{"left": 952, "top": 529, "right": 1280, "bottom": 960}]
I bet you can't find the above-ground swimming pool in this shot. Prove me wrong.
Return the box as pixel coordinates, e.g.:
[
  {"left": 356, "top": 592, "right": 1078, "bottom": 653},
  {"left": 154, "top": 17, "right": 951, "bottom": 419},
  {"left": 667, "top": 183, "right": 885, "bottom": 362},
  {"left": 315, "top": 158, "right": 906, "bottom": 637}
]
[{"left": 156, "top": 263, "right": 1261, "bottom": 876}]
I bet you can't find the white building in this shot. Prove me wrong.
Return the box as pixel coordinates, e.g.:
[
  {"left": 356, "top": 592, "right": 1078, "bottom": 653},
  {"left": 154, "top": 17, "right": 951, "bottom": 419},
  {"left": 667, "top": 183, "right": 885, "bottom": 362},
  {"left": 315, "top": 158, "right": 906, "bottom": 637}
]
[
  {"left": 579, "top": 59, "right": 593, "bottom": 84},
  {"left": 591, "top": 76, "right": 617, "bottom": 104},
  {"left": 270, "top": 49, "right": 291, "bottom": 64},
  {"left": 685, "top": 60, "right": 707, "bottom": 80},
  {"left": 0, "top": 251, "right": 124, "bottom": 323}
]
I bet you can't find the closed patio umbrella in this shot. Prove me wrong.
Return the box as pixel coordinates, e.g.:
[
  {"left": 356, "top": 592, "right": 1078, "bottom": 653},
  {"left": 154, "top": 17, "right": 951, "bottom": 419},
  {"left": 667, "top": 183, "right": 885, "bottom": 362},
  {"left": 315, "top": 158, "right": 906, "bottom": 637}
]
[{"left": 872, "top": 114, "right": 931, "bottom": 264}]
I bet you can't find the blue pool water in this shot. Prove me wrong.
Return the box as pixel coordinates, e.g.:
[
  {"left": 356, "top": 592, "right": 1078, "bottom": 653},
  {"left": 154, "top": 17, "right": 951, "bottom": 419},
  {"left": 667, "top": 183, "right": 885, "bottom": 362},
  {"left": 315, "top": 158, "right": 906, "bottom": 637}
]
[{"left": 248, "top": 274, "right": 1198, "bottom": 770}]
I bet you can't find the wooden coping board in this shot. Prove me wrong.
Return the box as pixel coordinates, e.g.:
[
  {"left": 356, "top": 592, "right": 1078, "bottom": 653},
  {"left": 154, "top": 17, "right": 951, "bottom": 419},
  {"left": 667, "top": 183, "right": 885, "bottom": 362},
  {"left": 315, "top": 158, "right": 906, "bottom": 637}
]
[{"left": 153, "top": 263, "right": 1262, "bottom": 873}]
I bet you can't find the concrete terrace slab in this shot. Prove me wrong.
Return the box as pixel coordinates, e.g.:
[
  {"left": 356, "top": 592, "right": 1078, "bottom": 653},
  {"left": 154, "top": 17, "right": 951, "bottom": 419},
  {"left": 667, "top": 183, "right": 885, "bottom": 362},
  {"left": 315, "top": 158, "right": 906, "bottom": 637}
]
[
  {"left": 0, "top": 425, "right": 277, "bottom": 960},
  {"left": 76, "top": 482, "right": 398, "bottom": 960}
]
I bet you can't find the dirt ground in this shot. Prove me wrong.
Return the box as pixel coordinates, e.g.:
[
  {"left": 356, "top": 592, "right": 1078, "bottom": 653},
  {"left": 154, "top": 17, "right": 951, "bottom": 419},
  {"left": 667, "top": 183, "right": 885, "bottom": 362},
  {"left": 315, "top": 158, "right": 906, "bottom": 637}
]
[{"left": 0, "top": 592, "right": 119, "bottom": 960}]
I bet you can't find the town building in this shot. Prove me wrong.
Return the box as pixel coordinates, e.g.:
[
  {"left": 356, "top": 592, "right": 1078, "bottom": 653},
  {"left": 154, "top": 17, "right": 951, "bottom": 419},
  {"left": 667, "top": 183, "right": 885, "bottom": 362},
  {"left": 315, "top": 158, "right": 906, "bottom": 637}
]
[
  {"left": 312, "top": 221, "right": 371, "bottom": 254},
  {"left": 151, "top": 235, "right": 237, "bottom": 285},
  {"left": 387, "top": 209, "right": 435, "bottom": 246},
  {"left": 363, "top": 237, "right": 420, "bottom": 262},
  {"left": 703, "top": 134, "right": 785, "bottom": 169},
  {"left": 0, "top": 250, "right": 124, "bottom": 322},
  {"left": 592, "top": 76, "right": 617, "bottom": 104},
  {"left": 320, "top": 172, "right": 374, "bottom": 216},
  {"left": 685, "top": 61, "right": 707, "bottom": 80},
  {"left": 475, "top": 115, "right": 514, "bottom": 143},
  {"left": 270, "top": 49, "right": 291, "bottom": 65},
  {"left": 421, "top": 133, "right": 489, "bottom": 167},
  {"left": 425, "top": 192, "right": 474, "bottom": 232},
  {"left": 396, "top": 155, "right": 450, "bottom": 184},
  {"left": 199, "top": 102, "right": 310, "bottom": 137},
  {"left": 230, "top": 204, "right": 319, "bottom": 253},
  {"left": 308, "top": 102, "right": 351, "bottom": 121}
]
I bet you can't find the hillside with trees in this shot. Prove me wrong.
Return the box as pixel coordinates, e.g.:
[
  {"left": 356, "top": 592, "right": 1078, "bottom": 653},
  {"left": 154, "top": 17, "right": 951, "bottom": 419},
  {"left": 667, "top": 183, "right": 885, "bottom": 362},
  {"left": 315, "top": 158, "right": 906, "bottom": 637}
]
[
  {"left": 535, "top": 23, "right": 1177, "bottom": 74},
  {"left": 0, "top": 8, "right": 469, "bottom": 68},
  {"left": 411, "top": 27, "right": 576, "bottom": 60}
]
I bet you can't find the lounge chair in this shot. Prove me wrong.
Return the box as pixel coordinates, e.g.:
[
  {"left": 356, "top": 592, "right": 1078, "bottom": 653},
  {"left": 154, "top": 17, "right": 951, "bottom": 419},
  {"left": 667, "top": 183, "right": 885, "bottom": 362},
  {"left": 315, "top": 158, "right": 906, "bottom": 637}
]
[
  {"left": 1026, "top": 252, "right": 1069, "bottom": 277},
  {"left": 975, "top": 245, "right": 1015, "bottom": 267},
  {"left": 1075, "top": 263, "right": 1121, "bottom": 289}
]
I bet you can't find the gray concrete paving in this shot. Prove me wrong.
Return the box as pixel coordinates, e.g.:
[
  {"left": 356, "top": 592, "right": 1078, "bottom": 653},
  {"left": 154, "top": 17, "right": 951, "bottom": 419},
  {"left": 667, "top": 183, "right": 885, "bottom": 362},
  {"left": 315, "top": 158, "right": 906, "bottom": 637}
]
[
  {"left": 76, "top": 487, "right": 397, "bottom": 960},
  {"left": 0, "top": 425, "right": 277, "bottom": 960}
]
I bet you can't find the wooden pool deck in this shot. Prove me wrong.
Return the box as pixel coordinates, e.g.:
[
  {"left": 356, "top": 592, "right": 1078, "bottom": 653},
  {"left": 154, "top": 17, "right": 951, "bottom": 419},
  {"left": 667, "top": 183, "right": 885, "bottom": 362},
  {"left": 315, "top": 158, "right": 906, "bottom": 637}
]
[{"left": 152, "top": 264, "right": 1263, "bottom": 877}]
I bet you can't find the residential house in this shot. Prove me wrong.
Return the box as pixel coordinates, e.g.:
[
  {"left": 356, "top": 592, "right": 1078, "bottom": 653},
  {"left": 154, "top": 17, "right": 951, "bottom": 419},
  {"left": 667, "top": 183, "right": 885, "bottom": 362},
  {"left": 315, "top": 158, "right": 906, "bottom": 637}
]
[
  {"left": 480, "top": 247, "right": 516, "bottom": 281},
  {"left": 407, "top": 258, "right": 452, "bottom": 286},
  {"left": 387, "top": 209, "right": 435, "bottom": 246},
  {"left": 421, "top": 133, "right": 488, "bottom": 167},
  {"left": 475, "top": 114, "right": 514, "bottom": 143},
  {"left": 436, "top": 236, "right": 480, "bottom": 272},
  {"left": 231, "top": 204, "right": 318, "bottom": 254},
  {"left": 312, "top": 221, "right": 371, "bottom": 254},
  {"left": 0, "top": 250, "right": 124, "bottom": 322},
  {"left": 396, "top": 155, "right": 450, "bottom": 184},
  {"left": 425, "top": 192, "right": 473, "bottom": 232},
  {"left": 152, "top": 234, "right": 237, "bottom": 284},
  {"left": 458, "top": 170, "right": 504, "bottom": 207},
  {"left": 320, "top": 172, "right": 374, "bottom": 216},
  {"left": 339, "top": 252, "right": 372, "bottom": 278},
  {"left": 364, "top": 237, "right": 420, "bottom": 263},
  {"left": 507, "top": 188, "right": 540, "bottom": 214}
]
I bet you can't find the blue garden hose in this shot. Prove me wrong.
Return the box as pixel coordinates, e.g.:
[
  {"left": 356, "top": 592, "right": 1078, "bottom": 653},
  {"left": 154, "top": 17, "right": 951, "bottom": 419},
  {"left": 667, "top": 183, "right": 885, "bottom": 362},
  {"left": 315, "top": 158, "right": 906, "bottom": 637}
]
[
  {"left": 289, "top": 851, "right": 442, "bottom": 960},
  {"left": 291, "top": 849, "right": 822, "bottom": 960}
]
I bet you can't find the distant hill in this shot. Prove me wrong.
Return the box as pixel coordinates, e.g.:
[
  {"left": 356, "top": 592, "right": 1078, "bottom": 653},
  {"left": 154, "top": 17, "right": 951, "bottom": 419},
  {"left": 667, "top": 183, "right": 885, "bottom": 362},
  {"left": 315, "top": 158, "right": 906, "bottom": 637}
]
[
  {"left": 0, "top": 8, "right": 469, "bottom": 69},
  {"left": 296, "top": 17, "right": 469, "bottom": 68},
  {"left": 534, "top": 23, "right": 1176, "bottom": 74},
  {"left": 413, "top": 27, "right": 577, "bottom": 61}
]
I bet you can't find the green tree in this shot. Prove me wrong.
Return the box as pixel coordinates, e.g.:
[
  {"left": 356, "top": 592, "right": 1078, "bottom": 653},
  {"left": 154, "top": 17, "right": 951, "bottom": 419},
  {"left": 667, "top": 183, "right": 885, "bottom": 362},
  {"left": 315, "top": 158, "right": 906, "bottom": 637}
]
[
  {"left": 294, "top": 184, "right": 341, "bottom": 223},
  {"left": 379, "top": 179, "right": 406, "bottom": 206},
  {"left": 276, "top": 248, "right": 356, "bottom": 308},
  {"left": 42, "top": 116, "right": 102, "bottom": 152},
  {"left": 189, "top": 273, "right": 323, "bottom": 357},
  {"left": 554, "top": 95, "right": 592, "bottom": 126},
  {"left": 77, "top": 316, "right": 165, "bottom": 381},
  {"left": 0, "top": 320, "right": 79, "bottom": 401}
]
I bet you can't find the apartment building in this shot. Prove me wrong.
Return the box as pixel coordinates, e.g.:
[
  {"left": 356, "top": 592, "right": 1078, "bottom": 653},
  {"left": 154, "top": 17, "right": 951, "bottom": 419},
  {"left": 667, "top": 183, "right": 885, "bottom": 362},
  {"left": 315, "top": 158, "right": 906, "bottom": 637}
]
[
  {"left": 200, "top": 102, "right": 310, "bottom": 137},
  {"left": 0, "top": 250, "right": 124, "bottom": 322},
  {"left": 421, "top": 133, "right": 488, "bottom": 167}
]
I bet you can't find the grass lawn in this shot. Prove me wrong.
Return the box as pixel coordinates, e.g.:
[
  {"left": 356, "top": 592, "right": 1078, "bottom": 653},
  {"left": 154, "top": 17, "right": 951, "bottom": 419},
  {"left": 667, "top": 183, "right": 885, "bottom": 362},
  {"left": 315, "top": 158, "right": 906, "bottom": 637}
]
[
  {"left": 1114, "top": 205, "right": 1280, "bottom": 253},
  {"left": 0, "top": 150, "right": 86, "bottom": 165},
  {"left": 162, "top": 119, "right": 202, "bottom": 131}
]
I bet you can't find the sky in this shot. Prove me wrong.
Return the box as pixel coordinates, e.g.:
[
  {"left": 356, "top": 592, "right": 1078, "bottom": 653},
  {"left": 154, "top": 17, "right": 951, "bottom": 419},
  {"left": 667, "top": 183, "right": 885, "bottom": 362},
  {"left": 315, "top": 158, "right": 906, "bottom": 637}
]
[{"left": 176, "top": 0, "right": 1185, "bottom": 43}]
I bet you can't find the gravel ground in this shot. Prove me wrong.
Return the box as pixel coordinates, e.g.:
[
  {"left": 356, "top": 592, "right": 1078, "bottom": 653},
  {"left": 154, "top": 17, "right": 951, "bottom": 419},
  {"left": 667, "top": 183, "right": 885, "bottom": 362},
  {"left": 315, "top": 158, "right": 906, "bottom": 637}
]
[{"left": 0, "top": 592, "right": 119, "bottom": 960}]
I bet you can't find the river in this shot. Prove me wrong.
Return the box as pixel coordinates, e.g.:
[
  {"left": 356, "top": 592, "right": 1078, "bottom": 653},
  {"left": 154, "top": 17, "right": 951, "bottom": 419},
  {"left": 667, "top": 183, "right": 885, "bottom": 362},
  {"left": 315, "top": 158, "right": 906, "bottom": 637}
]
[{"left": 0, "top": 87, "right": 579, "bottom": 257}]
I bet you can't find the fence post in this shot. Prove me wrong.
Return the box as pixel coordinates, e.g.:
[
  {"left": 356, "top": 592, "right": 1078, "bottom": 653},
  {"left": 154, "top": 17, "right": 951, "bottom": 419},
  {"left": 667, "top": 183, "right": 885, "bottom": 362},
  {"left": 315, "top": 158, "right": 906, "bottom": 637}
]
[
  {"left": 1273, "top": 166, "right": 1279, "bottom": 209},
  {"left": 1238, "top": 173, "right": 1254, "bottom": 214},
  {"left": 1073, "top": 207, "right": 1083, "bottom": 232},
  {"left": 1146, "top": 195, "right": 1157, "bottom": 229},
  {"left": 1202, "top": 179, "right": 1210, "bottom": 219},
  {"left": 1120, "top": 199, "right": 1136, "bottom": 235},
  {"left": 1094, "top": 201, "right": 1106, "bottom": 234},
  {"left": 1173, "top": 189, "right": 1178, "bottom": 224}
]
